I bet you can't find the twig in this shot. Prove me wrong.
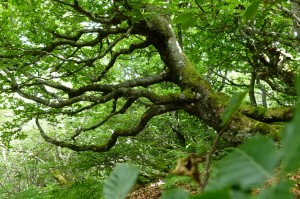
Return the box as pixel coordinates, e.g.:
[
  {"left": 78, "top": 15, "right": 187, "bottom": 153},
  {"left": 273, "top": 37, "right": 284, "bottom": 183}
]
[
  {"left": 199, "top": 124, "right": 229, "bottom": 192},
  {"left": 195, "top": 0, "right": 205, "bottom": 13}
]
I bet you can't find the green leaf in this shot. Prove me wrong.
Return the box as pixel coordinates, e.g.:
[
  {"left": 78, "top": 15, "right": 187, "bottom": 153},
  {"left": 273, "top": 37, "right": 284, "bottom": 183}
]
[
  {"left": 230, "top": 190, "right": 248, "bottom": 199},
  {"left": 191, "top": 188, "right": 231, "bottom": 199},
  {"left": 244, "top": 0, "right": 261, "bottom": 21},
  {"left": 173, "top": 13, "right": 192, "bottom": 24},
  {"left": 160, "top": 189, "right": 189, "bottom": 199},
  {"left": 173, "top": 12, "right": 197, "bottom": 30},
  {"left": 281, "top": 75, "right": 300, "bottom": 172},
  {"left": 103, "top": 163, "right": 139, "bottom": 199},
  {"left": 282, "top": 122, "right": 300, "bottom": 172},
  {"left": 221, "top": 91, "right": 247, "bottom": 126},
  {"left": 258, "top": 181, "right": 294, "bottom": 199},
  {"left": 212, "top": 136, "right": 279, "bottom": 190}
]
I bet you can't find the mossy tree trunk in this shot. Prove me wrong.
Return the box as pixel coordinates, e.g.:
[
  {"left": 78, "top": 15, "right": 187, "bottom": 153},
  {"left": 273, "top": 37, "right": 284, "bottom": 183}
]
[{"left": 136, "top": 9, "right": 289, "bottom": 143}]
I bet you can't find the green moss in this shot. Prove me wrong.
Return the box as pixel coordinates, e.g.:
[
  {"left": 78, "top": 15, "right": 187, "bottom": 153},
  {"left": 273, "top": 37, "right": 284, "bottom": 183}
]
[
  {"left": 241, "top": 106, "right": 268, "bottom": 117},
  {"left": 267, "top": 127, "right": 281, "bottom": 141},
  {"left": 256, "top": 122, "right": 281, "bottom": 141},
  {"left": 265, "top": 107, "right": 293, "bottom": 119},
  {"left": 182, "top": 89, "right": 194, "bottom": 98},
  {"left": 208, "top": 92, "right": 231, "bottom": 111},
  {"left": 240, "top": 105, "right": 293, "bottom": 122},
  {"left": 181, "top": 59, "right": 213, "bottom": 92},
  {"left": 158, "top": 90, "right": 194, "bottom": 103}
]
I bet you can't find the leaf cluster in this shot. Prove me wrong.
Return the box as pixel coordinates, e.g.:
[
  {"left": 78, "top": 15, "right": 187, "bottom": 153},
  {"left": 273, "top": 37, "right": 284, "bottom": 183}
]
[{"left": 103, "top": 81, "right": 300, "bottom": 198}]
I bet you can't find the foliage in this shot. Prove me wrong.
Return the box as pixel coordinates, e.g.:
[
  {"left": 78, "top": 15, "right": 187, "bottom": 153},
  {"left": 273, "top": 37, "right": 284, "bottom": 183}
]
[
  {"left": 0, "top": 0, "right": 300, "bottom": 198},
  {"left": 103, "top": 79, "right": 300, "bottom": 198},
  {"left": 243, "top": 0, "right": 262, "bottom": 21},
  {"left": 206, "top": 136, "right": 281, "bottom": 197},
  {"left": 282, "top": 101, "right": 300, "bottom": 172},
  {"left": 0, "top": 107, "right": 211, "bottom": 197},
  {"left": 0, "top": 0, "right": 297, "bottom": 150},
  {"left": 52, "top": 180, "right": 103, "bottom": 199},
  {"left": 103, "top": 164, "right": 139, "bottom": 199},
  {"left": 161, "top": 174, "right": 200, "bottom": 192},
  {"left": 221, "top": 91, "right": 248, "bottom": 126},
  {"left": 160, "top": 188, "right": 189, "bottom": 199},
  {"left": 10, "top": 187, "right": 42, "bottom": 199},
  {"left": 105, "top": 119, "right": 298, "bottom": 198},
  {"left": 11, "top": 180, "right": 103, "bottom": 199}
]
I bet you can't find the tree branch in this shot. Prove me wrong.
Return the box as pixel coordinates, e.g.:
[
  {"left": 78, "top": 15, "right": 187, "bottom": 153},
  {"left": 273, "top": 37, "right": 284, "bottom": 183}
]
[
  {"left": 68, "top": 72, "right": 168, "bottom": 98},
  {"left": 239, "top": 106, "right": 294, "bottom": 123},
  {"left": 71, "top": 97, "right": 138, "bottom": 140},
  {"left": 92, "top": 39, "right": 152, "bottom": 82},
  {"left": 277, "top": 4, "right": 300, "bottom": 24},
  {"left": 35, "top": 104, "right": 180, "bottom": 152},
  {"left": 52, "top": 0, "right": 122, "bottom": 24}
]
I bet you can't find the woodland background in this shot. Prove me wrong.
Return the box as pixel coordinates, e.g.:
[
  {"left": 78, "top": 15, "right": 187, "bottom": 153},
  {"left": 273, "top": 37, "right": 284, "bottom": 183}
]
[{"left": 1, "top": 0, "right": 300, "bottom": 198}]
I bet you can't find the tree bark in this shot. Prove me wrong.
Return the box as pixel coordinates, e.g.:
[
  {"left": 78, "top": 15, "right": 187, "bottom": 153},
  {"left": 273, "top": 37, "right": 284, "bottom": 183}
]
[{"left": 136, "top": 8, "right": 285, "bottom": 143}]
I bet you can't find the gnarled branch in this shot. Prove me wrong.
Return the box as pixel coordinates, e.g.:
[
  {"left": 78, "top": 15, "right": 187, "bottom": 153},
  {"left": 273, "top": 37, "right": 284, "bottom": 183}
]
[{"left": 35, "top": 104, "right": 180, "bottom": 152}]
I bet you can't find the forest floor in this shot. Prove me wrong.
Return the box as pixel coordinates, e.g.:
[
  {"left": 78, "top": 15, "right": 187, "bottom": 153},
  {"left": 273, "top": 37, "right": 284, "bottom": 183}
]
[
  {"left": 289, "top": 170, "right": 300, "bottom": 198},
  {"left": 126, "top": 170, "right": 300, "bottom": 199},
  {"left": 126, "top": 183, "right": 162, "bottom": 199}
]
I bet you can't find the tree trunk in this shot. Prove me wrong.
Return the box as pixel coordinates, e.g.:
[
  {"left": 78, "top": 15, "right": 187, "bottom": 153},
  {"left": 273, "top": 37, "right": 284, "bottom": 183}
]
[
  {"left": 136, "top": 7, "right": 282, "bottom": 143},
  {"left": 291, "top": 0, "right": 300, "bottom": 39}
]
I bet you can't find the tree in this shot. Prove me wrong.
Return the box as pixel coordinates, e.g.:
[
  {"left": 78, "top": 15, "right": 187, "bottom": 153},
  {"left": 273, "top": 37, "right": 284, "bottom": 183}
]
[{"left": 0, "top": 0, "right": 298, "bottom": 151}]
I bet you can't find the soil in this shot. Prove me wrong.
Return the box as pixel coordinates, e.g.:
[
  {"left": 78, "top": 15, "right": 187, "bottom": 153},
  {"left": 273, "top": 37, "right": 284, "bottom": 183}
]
[{"left": 126, "top": 183, "right": 162, "bottom": 199}]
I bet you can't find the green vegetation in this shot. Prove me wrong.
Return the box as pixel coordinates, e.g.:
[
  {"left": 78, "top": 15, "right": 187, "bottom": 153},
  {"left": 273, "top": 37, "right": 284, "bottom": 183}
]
[{"left": 0, "top": 0, "right": 300, "bottom": 198}]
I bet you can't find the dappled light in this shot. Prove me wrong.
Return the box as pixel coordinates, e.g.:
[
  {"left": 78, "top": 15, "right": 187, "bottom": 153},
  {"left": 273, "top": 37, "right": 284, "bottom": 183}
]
[{"left": 0, "top": 0, "right": 300, "bottom": 198}]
